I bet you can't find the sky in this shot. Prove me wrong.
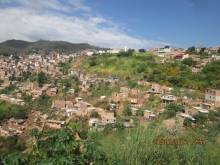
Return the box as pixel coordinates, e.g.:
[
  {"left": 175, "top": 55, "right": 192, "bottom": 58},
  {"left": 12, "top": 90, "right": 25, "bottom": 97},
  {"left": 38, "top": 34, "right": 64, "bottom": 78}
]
[{"left": 0, "top": 0, "right": 220, "bottom": 49}]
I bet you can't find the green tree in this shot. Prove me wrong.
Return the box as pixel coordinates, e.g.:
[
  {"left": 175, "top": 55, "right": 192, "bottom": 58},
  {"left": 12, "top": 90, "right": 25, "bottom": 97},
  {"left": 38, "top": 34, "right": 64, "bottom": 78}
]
[
  {"left": 165, "top": 103, "right": 184, "bottom": 118},
  {"left": 166, "top": 102, "right": 184, "bottom": 113},
  {"left": 90, "top": 110, "right": 101, "bottom": 119},
  {"left": 123, "top": 106, "right": 132, "bottom": 116},
  {"left": 182, "top": 57, "right": 197, "bottom": 67},
  {"left": 1, "top": 153, "right": 28, "bottom": 165},
  {"left": 84, "top": 139, "right": 107, "bottom": 164},
  {"left": 199, "top": 47, "right": 206, "bottom": 54},
  {"left": 9, "top": 74, "right": 16, "bottom": 81},
  {"left": 139, "top": 49, "right": 146, "bottom": 52},
  {"left": 38, "top": 71, "right": 47, "bottom": 87},
  {"left": 103, "top": 124, "right": 113, "bottom": 135},
  {"left": 29, "top": 72, "right": 38, "bottom": 82},
  {"left": 13, "top": 55, "right": 20, "bottom": 59},
  {"left": 194, "top": 113, "right": 207, "bottom": 125},
  {"left": 14, "top": 139, "right": 26, "bottom": 151},
  {"left": 5, "top": 136, "right": 17, "bottom": 150},
  {"left": 0, "top": 84, "right": 17, "bottom": 94},
  {"left": 64, "top": 78, "right": 72, "bottom": 89},
  {"left": 185, "top": 46, "right": 196, "bottom": 54},
  {"left": 3, "top": 53, "right": 9, "bottom": 56},
  {"left": 78, "top": 129, "right": 88, "bottom": 140},
  {"left": 183, "top": 118, "right": 192, "bottom": 128},
  {"left": 148, "top": 93, "right": 155, "bottom": 101},
  {"left": 208, "top": 110, "right": 218, "bottom": 121},
  {"left": 89, "top": 60, "right": 96, "bottom": 66},
  {"left": 137, "top": 64, "right": 146, "bottom": 73},
  {"left": 137, "top": 108, "right": 144, "bottom": 116},
  {"left": 21, "top": 92, "right": 32, "bottom": 103},
  {"left": 69, "top": 56, "right": 73, "bottom": 63},
  {"left": 44, "top": 128, "right": 83, "bottom": 164}
]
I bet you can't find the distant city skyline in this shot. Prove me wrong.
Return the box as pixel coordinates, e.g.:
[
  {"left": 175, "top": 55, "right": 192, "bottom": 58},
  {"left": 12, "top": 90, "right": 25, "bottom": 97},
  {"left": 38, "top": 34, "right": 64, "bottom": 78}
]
[{"left": 0, "top": 0, "right": 220, "bottom": 49}]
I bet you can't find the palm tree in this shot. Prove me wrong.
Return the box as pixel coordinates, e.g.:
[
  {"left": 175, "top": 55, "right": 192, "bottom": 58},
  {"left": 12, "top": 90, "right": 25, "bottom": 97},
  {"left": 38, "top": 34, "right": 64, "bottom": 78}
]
[
  {"left": 84, "top": 139, "right": 107, "bottom": 164},
  {"left": 50, "top": 155, "right": 72, "bottom": 165},
  {"left": 3, "top": 153, "right": 28, "bottom": 165}
]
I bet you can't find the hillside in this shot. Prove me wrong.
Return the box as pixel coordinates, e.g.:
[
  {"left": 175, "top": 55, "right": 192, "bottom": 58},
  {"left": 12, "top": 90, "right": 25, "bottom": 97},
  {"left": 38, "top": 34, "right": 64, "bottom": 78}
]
[
  {"left": 81, "top": 53, "right": 160, "bottom": 78},
  {"left": 78, "top": 53, "right": 220, "bottom": 90},
  {"left": 0, "top": 39, "right": 108, "bottom": 55}
]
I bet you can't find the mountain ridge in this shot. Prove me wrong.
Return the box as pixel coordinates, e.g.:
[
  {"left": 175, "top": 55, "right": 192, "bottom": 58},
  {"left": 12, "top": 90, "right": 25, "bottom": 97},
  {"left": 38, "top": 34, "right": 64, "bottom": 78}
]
[{"left": 0, "top": 39, "right": 108, "bottom": 55}]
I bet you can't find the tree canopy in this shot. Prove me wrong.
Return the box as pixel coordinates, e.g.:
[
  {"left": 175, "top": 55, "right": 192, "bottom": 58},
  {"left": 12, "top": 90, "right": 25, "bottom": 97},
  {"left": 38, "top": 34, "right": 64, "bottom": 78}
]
[{"left": 185, "top": 46, "right": 196, "bottom": 54}]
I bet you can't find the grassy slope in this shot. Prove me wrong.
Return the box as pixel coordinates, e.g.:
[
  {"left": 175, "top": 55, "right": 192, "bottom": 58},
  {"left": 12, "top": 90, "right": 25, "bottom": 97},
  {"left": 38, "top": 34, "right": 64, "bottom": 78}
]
[{"left": 82, "top": 53, "right": 161, "bottom": 80}]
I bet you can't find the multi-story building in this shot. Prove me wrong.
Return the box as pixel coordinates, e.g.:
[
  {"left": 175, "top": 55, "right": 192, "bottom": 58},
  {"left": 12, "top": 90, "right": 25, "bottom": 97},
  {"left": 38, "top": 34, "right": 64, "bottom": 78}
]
[
  {"left": 158, "top": 48, "right": 171, "bottom": 57},
  {"left": 161, "top": 95, "right": 177, "bottom": 104},
  {"left": 204, "top": 89, "right": 220, "bottom": 108}
]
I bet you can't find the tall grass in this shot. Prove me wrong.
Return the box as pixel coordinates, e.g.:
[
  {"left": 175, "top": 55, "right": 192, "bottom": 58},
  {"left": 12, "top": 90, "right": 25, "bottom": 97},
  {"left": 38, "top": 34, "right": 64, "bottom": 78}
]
[{"left": 100, "top": 124, "right": 220, "bottom": 165}]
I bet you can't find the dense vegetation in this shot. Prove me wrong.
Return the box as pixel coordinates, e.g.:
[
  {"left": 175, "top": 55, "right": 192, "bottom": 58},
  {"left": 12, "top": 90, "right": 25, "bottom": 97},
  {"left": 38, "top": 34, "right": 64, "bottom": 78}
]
[
  {"left": 83, "top": 52, "right": 159, "bottom": 77},
  {"left": 83, "top": 53, "right": 220, "bottom": 90},
  {"left": 0, "top": 84, "right": 17, "bottom": 95},
  {"left": 0, "top": 101, "right": 28, "bottom": 121},
  {"left": 29, "top": 94, "right": 52, "bottom": 113},
  {"left": 1, "top": 115, "right": 220, "bottom": 164}
]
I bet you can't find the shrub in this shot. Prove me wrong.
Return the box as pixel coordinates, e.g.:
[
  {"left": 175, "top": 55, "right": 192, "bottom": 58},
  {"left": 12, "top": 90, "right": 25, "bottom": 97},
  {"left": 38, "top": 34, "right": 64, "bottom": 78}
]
[
  {"left": 123, "top": 106, "right": 131, "bottom": 116},
  {"left": 194, "top": 113, "right": 207, "bottom": 125},
  {"left": 89, "top": 60, "right": 96, "bottom": 66},
  {"left": 183, "top": 118, "right": 192, "bottom": 128},
  {"left": 78, "top": 129, "right": 88, "bottom": 139}
]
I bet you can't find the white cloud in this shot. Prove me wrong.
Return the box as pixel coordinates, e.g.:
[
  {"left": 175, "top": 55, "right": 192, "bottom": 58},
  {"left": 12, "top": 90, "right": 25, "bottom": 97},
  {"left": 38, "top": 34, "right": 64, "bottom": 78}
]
[
  {"left": 40, "top": 0, "right": 71, "bottom": 12},
  {"left": 0, "top": 0, "right": 169, "bottom": 49},
  {"left": 0, "top": 0, "right": 11, "bottom": 3},
  {"left": 89, "top": 17, "right": 106, "bottom": 24},
  {"left": 67, "top": 0, "right": 91, "bottom": 12},
  {"left": 17, "top": 0, "right": 43, "bottom": 10}
]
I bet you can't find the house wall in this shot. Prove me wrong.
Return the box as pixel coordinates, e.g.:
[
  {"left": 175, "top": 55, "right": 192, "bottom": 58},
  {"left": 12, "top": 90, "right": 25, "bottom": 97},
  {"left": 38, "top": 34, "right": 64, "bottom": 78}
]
[
  {"left": 130, "top": 89, "right": 140, "bottom": 95},
  {"left": 144, "top": 111, "right": 151, "bottom": 119},
  {"left": 120, "top": 87, "right": 129, "bottom": 93},
  {"left": 46, "top": 122, "right": 62, "bottom": 129},
  {"left": 80, "top": 102, "right": 88, "bottom": 111},
  {"left": 111, "top": 92, "right": 120, "bottom": 102},
  {"left": 130, "top": 98, "right": 138, "bottom": 104},
  {"left": 151, "top": 83, "right": 162, "bottom": 93},
  {"left": 189, "top": 107, "right": 199, "bottom": 116},
  {"left": 103, "top": 112, "right": 114, "bottom": 118},
  {"left": 52, "top": 100, "right": 66, "bottom": 109},
  {"left": 102, "top": 116, "right": 116, "bottom": 124},
  {"left": 0, "top": 70, "right": 5, "bottom": 77},
  {"left": 205, "top": 89, "right": 220, "bottom": 107},
  {"left": 120, "top": 93, "right": 128, "bottom": 100}
]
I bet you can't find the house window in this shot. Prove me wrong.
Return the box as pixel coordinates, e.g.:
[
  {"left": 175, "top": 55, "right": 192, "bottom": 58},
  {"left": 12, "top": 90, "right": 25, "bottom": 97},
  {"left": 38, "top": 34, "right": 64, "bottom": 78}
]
[{"left": 107, "top": 119, "right": 108, "bottom": 121}]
